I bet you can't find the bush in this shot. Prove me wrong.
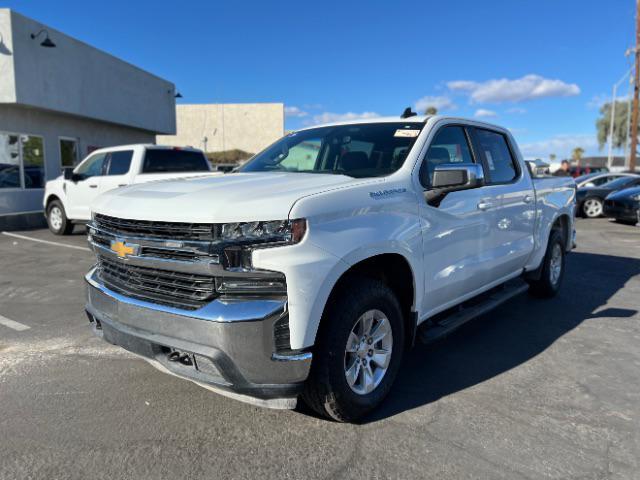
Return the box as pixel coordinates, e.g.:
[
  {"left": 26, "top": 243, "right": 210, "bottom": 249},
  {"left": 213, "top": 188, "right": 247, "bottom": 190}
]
[{"left": 206, "top": 149, "right": 254, "bottom": 164}]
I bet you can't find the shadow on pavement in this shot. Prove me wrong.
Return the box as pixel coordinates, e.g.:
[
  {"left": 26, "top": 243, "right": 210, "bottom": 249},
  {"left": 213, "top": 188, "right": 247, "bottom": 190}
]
[{"left": 363, "top": 251, "right": 639, "bottom": 423}]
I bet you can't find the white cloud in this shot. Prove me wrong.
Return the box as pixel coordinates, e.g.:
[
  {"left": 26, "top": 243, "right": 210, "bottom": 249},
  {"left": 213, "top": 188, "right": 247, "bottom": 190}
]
[
  {"left": 414, "top": 95, "right": 456, "bottom": 113},
  {"left": 474, "top": 108, "right": 497, "bottom": 118},
  {"left": 447, "top": 74, "right": 580, "bottom": 104},
  {"left": 506, "top": 107, "right": 527, "bottom": 114},
  {"left": 519, "top": 134, "right": 597, "bottom": 158},
  {"left": 308, "top": 111, "right": 380, "bottom": 125},
  {"left": 284, "top": 106, "right": 308, "bottom": 118}
]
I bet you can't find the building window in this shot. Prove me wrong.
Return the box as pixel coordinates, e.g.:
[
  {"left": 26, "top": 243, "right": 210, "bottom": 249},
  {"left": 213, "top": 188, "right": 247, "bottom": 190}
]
[
  {"left": 21, "top": 135, "right": 45, "bottom": 189},
  {"left": 0, "top": 132, "right": 46, "bottom": 190},
  {"left": 0, "top": 133, "right": 21, "bottom": 189},
  {"left": 59, "top": 138, "right": 79, "bottom": 168}
]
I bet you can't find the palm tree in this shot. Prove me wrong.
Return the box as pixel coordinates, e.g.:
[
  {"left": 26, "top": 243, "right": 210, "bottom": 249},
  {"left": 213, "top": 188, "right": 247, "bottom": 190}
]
[
  {"left": 425, "top": 106, "right": 438, "bottom": 115},
  {"left": 571, "top": 147, "right": 584, "bottom": 166}
]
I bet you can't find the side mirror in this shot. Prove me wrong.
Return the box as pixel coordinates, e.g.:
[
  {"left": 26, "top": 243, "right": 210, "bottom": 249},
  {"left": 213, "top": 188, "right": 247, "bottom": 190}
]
[
  {"left": 431, "top": 163, "right": 484, "bottom": 191},
  {"left": 63, "top": 168, "right": 81, "bottom": 182},
  {"left": 425, "top": 163, "right": 484, "bottom": 207}
]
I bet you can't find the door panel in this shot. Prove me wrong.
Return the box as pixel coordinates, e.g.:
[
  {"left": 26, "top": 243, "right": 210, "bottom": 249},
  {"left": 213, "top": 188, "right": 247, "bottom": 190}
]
[
  {"left": 471, "top": 128, "right": 536, "bottom": 280},
  {"left": 420, "top": 187, "right": 495, "bottom": 314},
  {"left": 66, "top": 152, "right": 107, "bottom": 220}
]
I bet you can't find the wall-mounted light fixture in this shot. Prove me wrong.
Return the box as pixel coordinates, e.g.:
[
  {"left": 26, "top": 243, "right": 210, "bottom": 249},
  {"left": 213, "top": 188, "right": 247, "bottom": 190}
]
[{"left": 30, "top": 29, "right": 56, "bottom": 48}]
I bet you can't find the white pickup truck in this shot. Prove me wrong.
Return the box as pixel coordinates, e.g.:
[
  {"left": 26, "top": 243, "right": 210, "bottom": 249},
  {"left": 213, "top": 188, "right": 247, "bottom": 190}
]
[
  {"left": 85, "top": 115, "right": 576, "bottom": 421},
  {"left": 43, "top": 145, "right": 216, "bottom": 234}
]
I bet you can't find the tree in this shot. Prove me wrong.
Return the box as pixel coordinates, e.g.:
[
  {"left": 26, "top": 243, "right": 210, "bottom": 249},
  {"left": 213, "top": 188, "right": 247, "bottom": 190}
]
[
  {"left": 572, "top": 147, "right": 584, "bottom": 163},
  {"left": 549, "top": 153, "right": 557, "bottom": 162},
  {"left": 596, "top": 101, "right": 631, "bottom": 150},
  {"left": 424, "top": 106, "right": 438, "bottom": 115}
]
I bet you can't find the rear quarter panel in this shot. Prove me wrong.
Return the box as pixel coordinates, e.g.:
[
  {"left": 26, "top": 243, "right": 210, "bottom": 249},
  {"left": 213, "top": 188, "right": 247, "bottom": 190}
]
[{"left": 525, "top": 176, "right": 576, "bottom": 271}]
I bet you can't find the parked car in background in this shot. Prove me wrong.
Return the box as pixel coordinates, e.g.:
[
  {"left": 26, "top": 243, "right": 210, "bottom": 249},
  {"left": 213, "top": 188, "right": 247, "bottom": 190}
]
[
  {"left": 569, "top": 166, "right": 609, "bottom": 178},
  {"left": 576, "top": 174, "right": 640, "bottom": 218},
  {"left": 574, "top": 172, "right": 637, "bottom": 188},
  {"left": 44, "top": 145, "right": 219, "bottom": 235},
  {"left": 604, "top": 186, "right": 640, "bottom": 225},
  {"left": 84, "top": 115, "right": 576, "bottom": 421}
]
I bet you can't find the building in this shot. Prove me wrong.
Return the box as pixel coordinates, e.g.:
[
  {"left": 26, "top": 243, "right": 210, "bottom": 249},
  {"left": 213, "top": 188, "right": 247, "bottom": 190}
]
[
  {"left": 0, "top": 9, "right": 176, "bottom": 228},
  {"left": 157, "top": 103, "right": 284, "bottom": 157}
]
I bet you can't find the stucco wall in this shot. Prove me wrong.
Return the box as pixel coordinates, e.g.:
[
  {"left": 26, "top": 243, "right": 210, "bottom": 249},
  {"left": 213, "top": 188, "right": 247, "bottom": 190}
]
[
  {"left": 157, "top": 103, "right": 284, "bottom": 154},
  {"left": 1, "top": 9, "right": 176, "bottom": 135},
  {"left": 0, "top": 104, "right": 154, "bottom": 215},
  {"left": 0, "top": 10, "right": 16, "bottom": 103}
]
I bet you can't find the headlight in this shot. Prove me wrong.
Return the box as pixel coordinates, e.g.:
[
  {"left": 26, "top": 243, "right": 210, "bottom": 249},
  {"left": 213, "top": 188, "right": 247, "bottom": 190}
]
[
  {"left": 220, "top": 218, "right": 306, "bottom": 245},
  {"left": 220, "top": 218, "right": 307, "bottom": 272}
]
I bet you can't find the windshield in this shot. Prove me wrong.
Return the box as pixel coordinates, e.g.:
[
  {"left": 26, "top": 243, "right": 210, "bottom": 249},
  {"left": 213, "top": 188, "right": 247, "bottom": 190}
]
[
  {"left": 239, "top": 123, "right": 424, "bottom": 178},
  {"left": 605, "top": 176, "right": 638, "bottom": 189}
]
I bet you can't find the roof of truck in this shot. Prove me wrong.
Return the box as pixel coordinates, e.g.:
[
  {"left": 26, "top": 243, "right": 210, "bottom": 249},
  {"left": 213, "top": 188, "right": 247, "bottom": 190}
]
[{"left": 296, "top": 114, "right": 508, "bottom": 134}]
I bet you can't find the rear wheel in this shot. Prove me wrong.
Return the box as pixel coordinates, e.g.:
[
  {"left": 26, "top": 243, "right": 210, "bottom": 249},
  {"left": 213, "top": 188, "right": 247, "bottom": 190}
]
[
  {"left": 46, "top": 200, "right": 73, "bottom": 235},
  {"left": 582, "top": 197, "right": 603, "bottom": 218},
  {"left": 302, "top": 277, "right": 405, "bottom": 422},
  {"left": 527, "top": 229, "right": 565, "bottom": 298}
]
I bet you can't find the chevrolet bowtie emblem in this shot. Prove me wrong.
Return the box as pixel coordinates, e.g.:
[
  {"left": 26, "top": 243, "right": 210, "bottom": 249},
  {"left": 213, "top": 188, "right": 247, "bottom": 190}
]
[{"left": 110, "top": 240, "right": 139, "bottom": 258}]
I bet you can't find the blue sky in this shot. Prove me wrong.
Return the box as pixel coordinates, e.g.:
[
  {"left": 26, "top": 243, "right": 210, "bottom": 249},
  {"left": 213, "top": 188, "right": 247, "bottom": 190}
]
[{"left": 5, "top": 0, "right": 637, "bottom": 159}]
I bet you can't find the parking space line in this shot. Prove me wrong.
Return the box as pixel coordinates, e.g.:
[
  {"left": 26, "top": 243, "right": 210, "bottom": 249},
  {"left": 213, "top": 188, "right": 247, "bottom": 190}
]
[
  {"left": 0, "top": 314, "right": 30, "bottom": 331},
  {"left": 1, "top": 231, "right": 90, "bottom": 252}
]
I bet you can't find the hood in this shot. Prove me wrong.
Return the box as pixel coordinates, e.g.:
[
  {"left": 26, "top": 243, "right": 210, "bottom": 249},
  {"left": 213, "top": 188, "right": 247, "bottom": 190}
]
[
  {"left": 607, "top": 186, "right": 640, "bottom": 200},
  {"left": 91, "top": 172, "right": 372, "bottom": 223}
]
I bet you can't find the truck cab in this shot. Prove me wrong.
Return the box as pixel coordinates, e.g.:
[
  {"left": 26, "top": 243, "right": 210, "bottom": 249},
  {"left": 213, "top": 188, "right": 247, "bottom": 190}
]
[
  {"left": 84, "top": 115, "right": 576, "bottom": 421},
  {"left": 44, "top": 145, "right": 217, "bottom": 234}
]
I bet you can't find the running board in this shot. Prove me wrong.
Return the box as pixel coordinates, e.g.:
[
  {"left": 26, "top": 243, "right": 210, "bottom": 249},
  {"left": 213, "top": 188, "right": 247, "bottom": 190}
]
[{"left": 418, "top": 280, "right": 529, "bottom": 345}]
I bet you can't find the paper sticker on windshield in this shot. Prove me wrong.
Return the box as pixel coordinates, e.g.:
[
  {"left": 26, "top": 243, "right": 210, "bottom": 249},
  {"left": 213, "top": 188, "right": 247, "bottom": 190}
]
[{"left": 394, "top": 129, "right": 420, "bottom": 138}]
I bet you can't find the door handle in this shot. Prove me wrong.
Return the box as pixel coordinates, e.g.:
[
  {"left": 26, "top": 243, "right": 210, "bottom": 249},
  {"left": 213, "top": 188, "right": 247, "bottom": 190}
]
[
  {"left": 118, "top": 184, "right": 127, "bottom": 187},
  {"left": 523, "top": 194, "right": 534, "bottom": 204},
  {"left": 477, "top": 200, "right": 495, "bottom": 211},
  {"left": 89, "top": 184, "right": 98, "bottom": 188}
]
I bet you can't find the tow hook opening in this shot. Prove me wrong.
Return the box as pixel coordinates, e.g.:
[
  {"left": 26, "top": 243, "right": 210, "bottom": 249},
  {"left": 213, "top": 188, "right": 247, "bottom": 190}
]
[
  {"left": 162, "top": 346, "right": 195, "bottom": 367},
  {"left": 86, "top": 311, "right": 102, "bottom": 330}
]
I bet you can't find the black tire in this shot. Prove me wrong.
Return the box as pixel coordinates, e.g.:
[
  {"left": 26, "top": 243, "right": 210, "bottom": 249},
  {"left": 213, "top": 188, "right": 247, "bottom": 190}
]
[
  {"left": 614, "top": 218, "right": 637, "bottom": 226},
  {"left": 302, "top": 276, "right": 405, "bottom": 422},
  {"left": 46, "top": 200, "right": 73, "bottom": 235},
  {"left": 582, "top": 197, "right": 603, "bottom": 218},
  {"left": 527, "top": 229, "right": 565, "bottom": 298}
]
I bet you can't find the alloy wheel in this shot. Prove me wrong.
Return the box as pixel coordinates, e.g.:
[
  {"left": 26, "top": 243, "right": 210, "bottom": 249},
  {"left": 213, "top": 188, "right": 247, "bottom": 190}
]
[{"left": 344, "top": 309, "right": 393, "bottom": 395}]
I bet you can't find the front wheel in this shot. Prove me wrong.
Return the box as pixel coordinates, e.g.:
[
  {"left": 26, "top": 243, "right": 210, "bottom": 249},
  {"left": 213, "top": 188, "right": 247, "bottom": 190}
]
[
  {"left": 527, "top": 229, "right": 565, "bottom": 298},
  {"left": 582, "top": 197, "right": 603, "bottom": 218},
  {"left": 46, "top": 200, "right": 73, "bottom": 235},
  {"left": 302, "top": 277, "right": 405, "bottom": 422}
]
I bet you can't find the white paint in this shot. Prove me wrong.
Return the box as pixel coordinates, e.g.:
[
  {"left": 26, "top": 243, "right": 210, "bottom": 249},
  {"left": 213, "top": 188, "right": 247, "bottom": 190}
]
[
  {"left": 1, "top": 231, "right": 90, "bottom": 251},
  {"left": 0, "top": 314, "right": 30, "bottom": 331}
]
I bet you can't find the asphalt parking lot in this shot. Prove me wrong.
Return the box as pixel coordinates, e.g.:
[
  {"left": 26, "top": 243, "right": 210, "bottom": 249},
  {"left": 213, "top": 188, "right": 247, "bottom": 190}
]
[{"left": 1, "top": 219, "right": 639, "bottom": 480}]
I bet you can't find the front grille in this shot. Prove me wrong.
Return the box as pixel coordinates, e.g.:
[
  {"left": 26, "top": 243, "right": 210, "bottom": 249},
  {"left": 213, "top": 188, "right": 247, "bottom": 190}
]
[
  {"left": 98, "top": 255, "right": 216, "bottom": 310},
  {"left": 95, "top": 213, "right": 217, "bottom": 241}
]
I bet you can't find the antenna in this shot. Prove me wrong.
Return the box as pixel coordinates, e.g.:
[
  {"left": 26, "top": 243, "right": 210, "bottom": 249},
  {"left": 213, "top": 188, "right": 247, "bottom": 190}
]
[{"left": 401, "top": 107, "right": 417, "bottom": 119}]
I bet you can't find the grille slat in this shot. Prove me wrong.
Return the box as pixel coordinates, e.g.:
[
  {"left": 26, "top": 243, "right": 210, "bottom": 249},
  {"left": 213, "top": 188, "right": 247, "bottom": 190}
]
[
  {"left": 95, "top": 213, "right": 216, "bottom": 241},
  {"left": 98, "top": 255, "right": 216, "bottom": 310}
]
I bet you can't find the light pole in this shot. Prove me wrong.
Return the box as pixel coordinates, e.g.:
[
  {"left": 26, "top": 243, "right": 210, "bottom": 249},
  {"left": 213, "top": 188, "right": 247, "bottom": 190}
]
[{"left": 608, "top": 67, "right": 633, "bottom": 168}]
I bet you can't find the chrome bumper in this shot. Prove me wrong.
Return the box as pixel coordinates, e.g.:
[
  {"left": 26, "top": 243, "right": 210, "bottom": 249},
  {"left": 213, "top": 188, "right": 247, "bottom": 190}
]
[{"left": 85, "top": 267, "right": 312, "bottom": 404}]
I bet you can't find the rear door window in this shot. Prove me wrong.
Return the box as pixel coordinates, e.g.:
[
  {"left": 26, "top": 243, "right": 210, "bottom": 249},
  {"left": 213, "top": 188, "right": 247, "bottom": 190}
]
[
  {"left": 475, "top": 129, "right": 518, "bottom": 183},
  {"left": 142, "top": 149, "right": 210, "bottom": 173},
  {"left": 106, "top": 151, "right": 133, "bottom": 176}
]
